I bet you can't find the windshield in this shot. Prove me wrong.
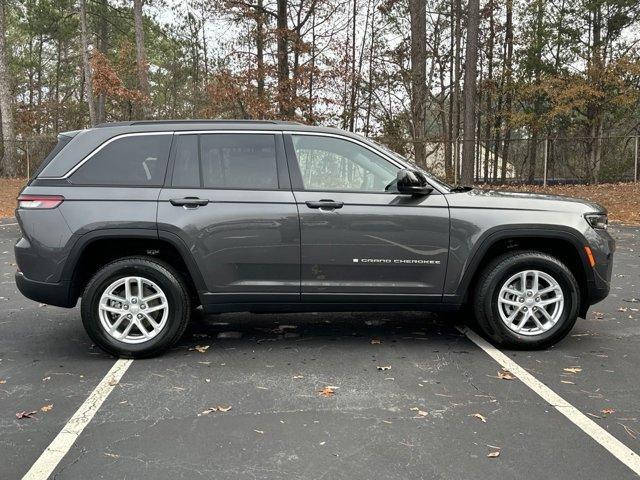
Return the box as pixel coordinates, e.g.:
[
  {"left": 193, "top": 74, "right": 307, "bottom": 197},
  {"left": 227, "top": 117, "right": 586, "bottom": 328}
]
[{"left": 365, "top": 138, "right": 454, "bottom": 191}]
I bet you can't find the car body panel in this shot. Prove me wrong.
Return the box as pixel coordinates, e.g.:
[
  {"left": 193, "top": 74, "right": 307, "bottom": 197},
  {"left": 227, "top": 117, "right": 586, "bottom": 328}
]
[
  {"left": 292, "top": 190, "right": 450, "bottom": 302},
  {"left": 156, "top": 188, "right": 301, "bottom": 304}
]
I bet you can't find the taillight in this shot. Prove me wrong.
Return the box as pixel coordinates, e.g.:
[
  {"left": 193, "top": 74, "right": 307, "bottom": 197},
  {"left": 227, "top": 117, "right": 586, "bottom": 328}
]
[{"left": 17, "top": 194, "right": 64, "bottom": 209}]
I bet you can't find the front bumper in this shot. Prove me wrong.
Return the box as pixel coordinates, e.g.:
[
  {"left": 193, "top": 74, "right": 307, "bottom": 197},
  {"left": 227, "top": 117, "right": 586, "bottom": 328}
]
[
  {"left": 15, "top": 272, "right": 76, "bottom": 308},
  {"left": 583, "top": 228, "right": 615, "bottom": 310}
]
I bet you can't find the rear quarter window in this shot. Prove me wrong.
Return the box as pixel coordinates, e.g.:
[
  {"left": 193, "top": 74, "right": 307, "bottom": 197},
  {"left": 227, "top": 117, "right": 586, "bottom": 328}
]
[{"left": 70, "top": 134, "right": 172, "bottom": 186}]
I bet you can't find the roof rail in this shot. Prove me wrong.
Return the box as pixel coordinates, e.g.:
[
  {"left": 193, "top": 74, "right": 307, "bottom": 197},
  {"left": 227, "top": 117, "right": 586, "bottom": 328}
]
[{"left": 96, "top": 119, "right": 302, "bottom": 128}]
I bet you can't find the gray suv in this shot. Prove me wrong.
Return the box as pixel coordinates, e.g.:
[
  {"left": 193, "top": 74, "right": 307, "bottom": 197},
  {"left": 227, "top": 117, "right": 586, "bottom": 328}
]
[{"left": 14, "top": 120, "right": 614, "bottom": 357}]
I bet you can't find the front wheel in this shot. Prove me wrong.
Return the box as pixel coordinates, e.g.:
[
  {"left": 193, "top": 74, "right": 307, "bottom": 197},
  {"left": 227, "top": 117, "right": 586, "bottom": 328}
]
[
  {"left": 473, "top": 250, "right": 580, "bottom": 349},
  {"left": 81, "top": 257, "right": 191, "bottom": 358}
]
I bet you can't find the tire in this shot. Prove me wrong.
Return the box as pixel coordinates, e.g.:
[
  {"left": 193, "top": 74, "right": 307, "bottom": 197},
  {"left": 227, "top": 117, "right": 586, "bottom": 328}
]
[
  {"left": 472, "top": 250, "right": 580, "bottom": 349},
  {"left": 81, "top": 257, "right": 191, "bottom": 358}
]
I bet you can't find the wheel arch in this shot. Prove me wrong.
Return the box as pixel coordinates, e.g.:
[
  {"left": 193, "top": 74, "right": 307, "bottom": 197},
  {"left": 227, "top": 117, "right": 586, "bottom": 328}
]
[
  {"left": 454, "top": 226, "right": 594, "bottom": 316},
  {"left": 63, "top": 229, "right": 207, "bottom": 304}
]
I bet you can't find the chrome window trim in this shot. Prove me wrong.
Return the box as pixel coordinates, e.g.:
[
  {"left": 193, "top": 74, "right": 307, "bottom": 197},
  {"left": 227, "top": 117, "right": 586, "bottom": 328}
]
[
  {"left": 175, "top": 130, "right": 283, "bottom": 135},
  {"left": 48, "top": 131, "right": 175, "bottom": 180}
]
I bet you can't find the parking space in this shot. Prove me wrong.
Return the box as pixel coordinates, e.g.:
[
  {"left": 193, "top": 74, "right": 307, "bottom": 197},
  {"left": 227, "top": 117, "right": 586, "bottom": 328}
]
[{"left": 1, "top": 220, "right": 639, "bottom": 479}]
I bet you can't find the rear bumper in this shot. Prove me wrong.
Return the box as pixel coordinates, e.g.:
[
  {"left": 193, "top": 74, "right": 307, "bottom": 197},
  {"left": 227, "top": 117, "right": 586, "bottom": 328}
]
[{"left": 15, "top": 272, "right": 76, "bottom": 308}]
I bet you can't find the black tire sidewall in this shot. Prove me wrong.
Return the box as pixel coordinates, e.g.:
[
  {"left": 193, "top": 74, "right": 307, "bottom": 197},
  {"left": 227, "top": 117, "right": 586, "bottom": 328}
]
[
  {"left": 81, "top": 259, "right": 188, "bottom": 357},
  {"left": 481, "top": 254, "right": 579, "bottom": 347}
]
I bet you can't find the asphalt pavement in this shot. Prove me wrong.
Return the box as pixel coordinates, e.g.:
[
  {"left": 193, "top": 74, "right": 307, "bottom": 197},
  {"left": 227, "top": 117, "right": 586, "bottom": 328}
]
[{"left": 1, "top": 217, "right": 639, "bottom": 479}]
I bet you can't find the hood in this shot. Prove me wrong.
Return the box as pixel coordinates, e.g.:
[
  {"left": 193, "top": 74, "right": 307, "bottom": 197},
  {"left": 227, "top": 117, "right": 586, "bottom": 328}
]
[{"left": 453, "top": 188, "right": 606, "bottom": 214}]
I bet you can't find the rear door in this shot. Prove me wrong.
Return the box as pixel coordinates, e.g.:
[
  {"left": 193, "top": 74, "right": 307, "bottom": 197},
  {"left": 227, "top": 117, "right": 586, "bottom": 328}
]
[
  {"left": 157, "top": 131, "right": 300, "bottom": 306},
  {"left": 285, "top": 133, "right": 450, "bottom": 304}
]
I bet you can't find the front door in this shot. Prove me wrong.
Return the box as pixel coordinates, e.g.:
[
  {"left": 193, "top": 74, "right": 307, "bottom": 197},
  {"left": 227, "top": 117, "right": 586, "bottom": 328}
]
[
  {"left": 285, "top": 133, "right": 450, "bottom": 304},
  {"left": 157, "top": 132, "right": 300, "bottom": 305}
]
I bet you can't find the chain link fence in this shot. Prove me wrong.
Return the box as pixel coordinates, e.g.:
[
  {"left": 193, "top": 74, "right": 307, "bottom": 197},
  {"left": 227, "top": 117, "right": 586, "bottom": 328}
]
[
  {"left": 0, "top": 135, "right": 638, "bottom": 184},
  {"left": 377, "top": 135, "right": 640, "bottom": 185}
]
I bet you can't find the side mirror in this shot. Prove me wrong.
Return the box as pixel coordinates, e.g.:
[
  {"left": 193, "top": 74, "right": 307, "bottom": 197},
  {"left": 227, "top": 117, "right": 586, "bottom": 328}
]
[{"left": 396, "top": 169, "right": 433, "bottom": 196}]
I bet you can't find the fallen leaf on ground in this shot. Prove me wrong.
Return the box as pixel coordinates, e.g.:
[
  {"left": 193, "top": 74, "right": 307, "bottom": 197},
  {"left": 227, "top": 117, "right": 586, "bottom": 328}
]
[
  {"left": 42, "top": 376, "right": 50, "bottom": 382},
  {"left": 0, "top": 379, "right": 5, "bottom": 384},
  {"left": 487, "top": 451, "right": 500, "bottom": 458},
  {"left": 40, "top": 404, "right": 53, "bottom": 412},
  {"left": 292, "top": 374, "right": 304, "bottom": 379},
  {"left": 108, "top": 378, "right": 118, "bottom": 386},
  {"left": 195, "top": 345, "right": 210, "bottom": 353},
  {"left": 318, "top": 386, "right": 336, "bottom": 397},
  {"left": 563, "top": 367, "right": 582, "bottom": 374},
  {"left": 601, "top": 408, "right": 615, "bottom": 415},
  {"left": 198, "top": 405, "right": 232, "bottom": 416},
  {"left": 377, "top": 365, "right": 391, "bottom": 371},
  {"left": 254, "top": 429, "right": 264, "bottom": 434},
  {"left": 370, "top": 338, "right": 381, "bottom": 345},
  {"left": 497, "top": 370, "right": 515, "bottom": 380},
  {"left": 410, "top": 407, "right": 428, "bottom": 417},
  {"left": 470, "top": 413, "right": 487, "bottom": 423},
  {"left": 620, "top": 424, "right": 638, "bottom": 440},
  {"left": 16, "top": 411, "right": 37, "bottom": 419},
  {"left": 560, "top": 380, "right": 575, "bottom": 384},
  {"left": 104, "top": 453, "right": 120, "bottom": 459}
]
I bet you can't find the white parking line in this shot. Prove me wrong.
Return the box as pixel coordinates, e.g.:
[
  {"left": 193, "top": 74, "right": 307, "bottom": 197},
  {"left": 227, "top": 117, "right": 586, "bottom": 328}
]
[
  {"left": 458, "top": 326, "right": 640, "bottom": 477},
  {"left": 22, "top": 359, "right": 133, "bottom": 480}
]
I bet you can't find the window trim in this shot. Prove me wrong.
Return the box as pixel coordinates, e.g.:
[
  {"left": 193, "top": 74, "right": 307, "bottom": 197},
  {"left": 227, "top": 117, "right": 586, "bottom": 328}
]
[
  {"left": 60, "top": 132, "right": 174, "bottom": 179},
  {"left": 167, "top": 131, "right": 287, "bottom": 191}
]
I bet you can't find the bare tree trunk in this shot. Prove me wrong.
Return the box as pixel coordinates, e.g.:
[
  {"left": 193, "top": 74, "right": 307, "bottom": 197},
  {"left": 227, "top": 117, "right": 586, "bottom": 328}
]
[
  {"left": 79, "top": 0, "right": 96, "bottom": 127},
  {"left": 587, "top": 3, "right": 603, "bottom": 183},
  {"left": 450, "top": 0, "right": 462, "bottom": 182},
  {"left": 483, "top": 0, "right": 494, "bottom": 182},
  {"left": 348, "top": 0, "right": 357, "bottom": 131},
  {"left": 276, "top": 0, "right": 292, "bottom": 118},
  {"left": 256, "top": 0, "right": 265, "bottom": 99},
  {"left": 500, "top": 0, "right": 513, "bottom": 182},
  {"left": 0, "top": 0, "right": 16, "bottom": 177},
  {"left": 409, "top": 0, "right": 427, "bottom": 167},
  {"left": 308, "top": 9, "right": 316, "bottom": 123},
  {"left": 96, "top": 0, "right": 108, "bottom": 124},
  {"left": 461, "top": 0, "right": 479, "bottom": 184},
  {"left": 133, "top": 0, "right": 150, "bottom": 118},
  {"left": 364, "top": 6, "right": 375, "bottom": 135}
]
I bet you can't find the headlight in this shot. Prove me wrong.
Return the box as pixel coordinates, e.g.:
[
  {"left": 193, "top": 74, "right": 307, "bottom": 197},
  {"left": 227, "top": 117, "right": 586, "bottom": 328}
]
[{"left": 585, "top": 213, "right": 608, "bottom": 230}]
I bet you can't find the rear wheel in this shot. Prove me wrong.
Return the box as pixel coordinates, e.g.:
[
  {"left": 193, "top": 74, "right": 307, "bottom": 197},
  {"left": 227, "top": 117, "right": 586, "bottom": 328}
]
[
  {"left": 81, "top": 257, "right": 190, "bottom": 358},
  {"left": 473, "top": 250, "right": 580, "bottom": 349}
]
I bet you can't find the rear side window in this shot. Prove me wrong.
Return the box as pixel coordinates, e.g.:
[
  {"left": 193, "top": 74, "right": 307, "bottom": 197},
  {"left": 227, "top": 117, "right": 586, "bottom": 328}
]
[
  {"left": 171, "top": 135, "right": 200, "bottom": 188},
  {"left": 70, "top": 134, "right": 172, "bottom": 186},
  {"left": 171, "top": 134, "right": 278, "bottom": 190},
  {"left": 29, "top": 135, "right": 72, "bottom": 184}
]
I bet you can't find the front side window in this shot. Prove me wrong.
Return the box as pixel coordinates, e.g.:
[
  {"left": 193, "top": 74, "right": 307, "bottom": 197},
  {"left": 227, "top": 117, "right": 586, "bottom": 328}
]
[
  {"left": 71, "top": 134, "right": 172, "bottom": 186},
  {"left": 291, "top": 135, "right": 398, "bottom": 192}
]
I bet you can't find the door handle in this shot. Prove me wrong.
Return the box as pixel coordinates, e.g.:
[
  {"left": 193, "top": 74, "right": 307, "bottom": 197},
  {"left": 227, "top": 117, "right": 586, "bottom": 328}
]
[
  {"left": 305, "top": 199, "right": 344, "bottom": 210},
  {"left": 170, "top": 197, "right": 209, "bottom": 208}
]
